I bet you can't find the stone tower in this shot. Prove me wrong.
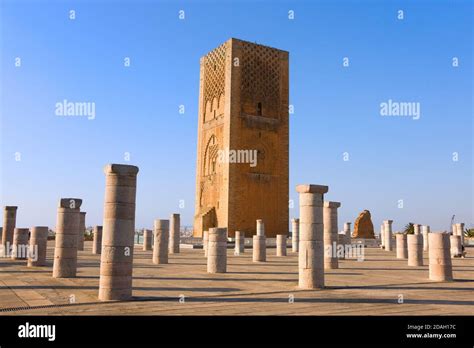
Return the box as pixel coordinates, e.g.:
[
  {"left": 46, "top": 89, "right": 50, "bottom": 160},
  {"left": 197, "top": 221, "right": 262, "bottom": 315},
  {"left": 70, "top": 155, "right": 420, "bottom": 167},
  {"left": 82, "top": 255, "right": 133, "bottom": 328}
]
[{"left": 193, "top": 38, "right": 289, "bottom": 238}]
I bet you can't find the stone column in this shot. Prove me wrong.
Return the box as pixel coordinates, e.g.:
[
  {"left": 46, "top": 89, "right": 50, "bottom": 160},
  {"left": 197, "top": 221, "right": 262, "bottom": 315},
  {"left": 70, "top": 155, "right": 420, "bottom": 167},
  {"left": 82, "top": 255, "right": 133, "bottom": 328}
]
[
  {"left": 380, "top": 224, "right": 385, "bottom": 249},
  {"left": 323, "top": 201, "right": 340, "bottom": 269},
  {"left": 407, "top": 234, "right": 423, "bottom": 266},
  {"left": 429, "top": 233, "right": 453, "bottom": 281},
  {"left": 11, "top": 228, "right": 29, "bottom": 260},
  {"left": 339, "top": 222, "right": 352, "bottom": 259},
  {"left": 450, "top": 235, "right": 462, "bottom": 258},
  {"left": 291, "top": 218, "right": 299, "bottom": 252},
  {"left": 153, "top": 219, "right": 169, "bottom": 264},
  {"left": 337, "top": 234, "right": 345, "bottom": 260},
  {"left": 92, "top": 226, "right": 103, "bottom": 255},
  {"left": 297, "top": 184, "right": 328, "bottom": 289},
  {"left": 142, "top": 229, "right": 152, "bottom": 251},
  {"left": 2, "top": 206, "right": 18, "bottom": 248},
  {"left": 455, "top": 223, "right": 465, "bottom": 246},
  {"left": 413, "top": 224, "right": 421, "bottom": 235},
  {"left": 53, "top": 198, "right": 82, "bottom": 278},
  {"left": 253, "top": 219, "right": 266, "bottom": 262},
  {"left": 395, "top": 233, "right": 408, "bottom": 259},
  {"left": 28, "top": 226, "right": 48, "bottom": 266},
  {"left": 77, "top": 212, "right": 86, "bottom": 251},
  {"left": 99, "top": 164, "right": 138, "bottom": 301},
  {"left": 234, "top": 231, "right": 244, "bottom": 255},
  {"left": 421, "top": 225, "right": 430, "bottom": 251},
  {"left": 169, "top": 213, "right": 180, "bottom": 254},
  {"left": 276, "top": 234, "right": 287, "bottom": 256},
  {"left": 344, "top": 222, "right": 351, "bottom": 246},
  {"left": 203, "top": 230, "right": 209, "bottom": 257},
  {"left": 383, "top": 220, "right": 393, "bottom": 251},
  {"left": 207, "top": 227, "right": 227, "bottom": 273}
]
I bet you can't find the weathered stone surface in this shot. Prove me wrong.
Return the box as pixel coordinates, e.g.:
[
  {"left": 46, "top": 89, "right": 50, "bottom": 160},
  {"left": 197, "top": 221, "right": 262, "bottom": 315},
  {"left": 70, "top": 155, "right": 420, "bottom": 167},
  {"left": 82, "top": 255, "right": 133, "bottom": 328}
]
[
  {"left": 99, "top": 164, "right": 138, "bottom": 301},
  {"left": 11, "top": 228, "right": 29, "bottom": 260},
  {"left": 253, "top": 236, "right": 266, "bottom": 262},
  {"left": 276, "top": 234, "right": 287, "bottom": 256},
  {"left": 193, "top": 39, "right": 289, "bottom": 238},
  {"left": 53, "top": 198, "right": 82, "bottom": 278},
  {"left": 2, "top": 206, "right": 18, "bottom": 248},
  {"left": 383, "top": 220, "right": 393, "bottom": 251},
  {"left": 429, "top": 233, "right": 453, "bottom": 281},
  {"left": 352, "top": 210, "right": 375, "bottom": 239},
  {"left": 395, "top": 233, "right": 408, "bottom": 259},
  {"left": 169, "top": 214, "right": 180, "bottom": 254},
  {"left": 153, "top": 219, "right": 169, "bottom": 264},
  {"left": 450, "top": 235, "right": 462, "bottom": 258},
  {"left": 297, "top": 183, "right": 326, "bottom": 289},
  {"left": 234, "top": 231, "right": 245, "bottom": 255},
  {"left": 142, "top": 229, "right": 152, "bottom": 251},
  {"left": 92, "top": 226, "right": 103, "bottom": 255},
  {"left": 422, "top": 225, "right": 430, "bottom": 251},
  {"left": 28, "top": 226, "right": 48, "bottom": 266},
  {"left": 207, "top": 227, "right": 227, "bottom": 273},
  {"left": 78, "top": 212, "right": 86, "bottom": 251},
  {"left": 323, "top": 201, "right": 340, "bottom": 269},
  {"left": 408, "top": 234, "right": 423, "bottom": 266},
  {"left": 291, "top": 218, "right": 299, "bottom": 252}
]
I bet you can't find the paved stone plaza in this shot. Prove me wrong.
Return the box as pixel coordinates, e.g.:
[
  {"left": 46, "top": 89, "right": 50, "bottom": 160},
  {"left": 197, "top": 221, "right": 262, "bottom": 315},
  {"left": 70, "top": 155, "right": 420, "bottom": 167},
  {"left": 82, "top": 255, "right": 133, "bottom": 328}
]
[{"left": 0, "top": 241, "right": 472, "bottom": 315}]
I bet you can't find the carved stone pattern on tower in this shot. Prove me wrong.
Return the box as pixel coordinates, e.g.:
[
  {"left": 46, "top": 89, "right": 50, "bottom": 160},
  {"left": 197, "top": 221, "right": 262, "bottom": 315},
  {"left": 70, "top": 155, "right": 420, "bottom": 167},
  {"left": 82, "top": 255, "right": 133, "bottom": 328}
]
[
  {"left": 203, "top": 134, "right": 219, "bottom": 178},
  {"left": 241, "top": 41, "right": 280, "bottom": 112},
  {"left": 203, "top": 43, "right": 226, "bottom": 110}
]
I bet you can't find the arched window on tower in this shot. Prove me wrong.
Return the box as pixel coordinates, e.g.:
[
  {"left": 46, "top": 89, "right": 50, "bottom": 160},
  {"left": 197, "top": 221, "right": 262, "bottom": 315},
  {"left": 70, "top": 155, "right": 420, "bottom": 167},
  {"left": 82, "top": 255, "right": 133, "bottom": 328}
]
[{"left": 257, "top": 102, "right": 262, "bottom": 116}]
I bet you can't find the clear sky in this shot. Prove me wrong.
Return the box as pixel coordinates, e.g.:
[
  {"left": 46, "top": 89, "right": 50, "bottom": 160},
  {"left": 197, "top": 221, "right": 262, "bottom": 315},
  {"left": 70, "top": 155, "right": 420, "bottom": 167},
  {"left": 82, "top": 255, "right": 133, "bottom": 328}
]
[{"left": 1, "top": 0, "right": 472, "bottom": 233}]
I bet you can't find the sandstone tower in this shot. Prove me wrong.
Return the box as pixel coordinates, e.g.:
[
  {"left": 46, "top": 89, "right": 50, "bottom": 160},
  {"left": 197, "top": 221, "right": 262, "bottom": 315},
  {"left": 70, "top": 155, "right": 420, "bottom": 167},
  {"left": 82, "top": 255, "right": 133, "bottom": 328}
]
[{"left": 193, "top": 38, "right": 289, "bottom": 238}]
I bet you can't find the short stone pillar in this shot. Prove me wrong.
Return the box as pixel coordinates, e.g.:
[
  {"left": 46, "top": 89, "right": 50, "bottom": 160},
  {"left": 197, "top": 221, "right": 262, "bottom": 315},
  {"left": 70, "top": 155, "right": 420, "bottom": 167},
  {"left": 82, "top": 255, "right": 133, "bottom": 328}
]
[
  {"left": 343, "top": 222, "right": 351, "bottom": 246},
  {"left": 78, "top": 212, "right": 86, "bottom": 251},
  {"left": 99, "top": 164, "right": 138, "bottom": 301},
  {"left": 291, "top": 218, "right": 299, "bottom": 252},
  {"left": 253, "top": 220, "right": 266, "bottom": 262},
  {"left": 169, "top": 213, "right": 180, "bottom": 254},
  {"left": 395, "top": 233, "right": 408, "bottom": 259},
  {"left": 337, "top": 234, "right": 346, "bottom": 260},
  {"left": 11, "top": 228, "right": 29, "bottom": 260},
  {"left": 92, "top": 226, "right": 103, "bottom": 255},
  {"left": 142, "top": 229, "right": 152, "bottom": 251},
  {"left": 413, "top": 224, "right": 421, "bottom": 235},
  {"left": 429, "top": 233, "right": 453, "bottom": 281},
  {"left": 296, "top": 184, "right": 328, "bottom": 289},
  {"left": 407, "top": 234, "right": 423, "bottom": 266},
  {"left": 234, "top": 231, "right": 244, "bottom": 255},
  {"left": 203, "top": 230, "right": 209, "bottom": 257},
  {"left": 323, "top": 201, "right": 340, "bottom": 269},
  {"left": 422, "top": 225, "right": 430, "bottom": 251},
  {"left": 276, "top": 234, "right": 287, "bottom": 256},
  {"left": 28, "top": 226, "right": 48, "bottom": 266},
  {"left": 153, "top": 220, "right": 169, "bottom": 264},
  {"left": 53, "top": 198, "right": 82, "bottom": 278},
  {"left": 380, "top": 224, "right": 385, "bottom": 249},
  {"left": 207, "top": 227, "right": 227, "bottom": 273},
  {"left": 2, "top": 206, "right": 18, "bottom": 248},
  {"left": 450, "top": 235, "right": 462, "bottom": 258},
  {"left": 383, "top": 220, "right": 393, "bottom": 251},
  {"left": 454, "top": 223, "right": 465, "bottom": 246}
]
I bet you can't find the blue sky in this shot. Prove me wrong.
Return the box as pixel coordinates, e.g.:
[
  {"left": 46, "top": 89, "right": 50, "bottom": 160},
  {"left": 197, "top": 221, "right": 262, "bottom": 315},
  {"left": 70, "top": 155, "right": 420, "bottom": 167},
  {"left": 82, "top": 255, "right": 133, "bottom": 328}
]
[{"left": 1, "top": 0, "right": 472, "bottom": 233}]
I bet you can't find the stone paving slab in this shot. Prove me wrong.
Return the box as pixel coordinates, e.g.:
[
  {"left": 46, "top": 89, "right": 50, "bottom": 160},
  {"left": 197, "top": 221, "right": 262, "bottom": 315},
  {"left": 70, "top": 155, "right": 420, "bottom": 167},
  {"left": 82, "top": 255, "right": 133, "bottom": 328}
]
[{"left": 0, "top": 241, "right": 472, "bottom": 315}]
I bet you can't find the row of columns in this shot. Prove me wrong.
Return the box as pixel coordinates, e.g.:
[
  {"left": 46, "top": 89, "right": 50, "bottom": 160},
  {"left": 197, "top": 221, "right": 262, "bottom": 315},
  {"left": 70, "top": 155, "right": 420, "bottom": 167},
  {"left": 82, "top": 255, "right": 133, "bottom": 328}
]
[
  {"left": 394, "top": 230, "right": 455, "bottom": 281},
  {"left": 2, "top": 204, "right": 100, "bottom": 268},
  {"left": 2, "top": 169, "right": 465, "bottom": 301}
]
